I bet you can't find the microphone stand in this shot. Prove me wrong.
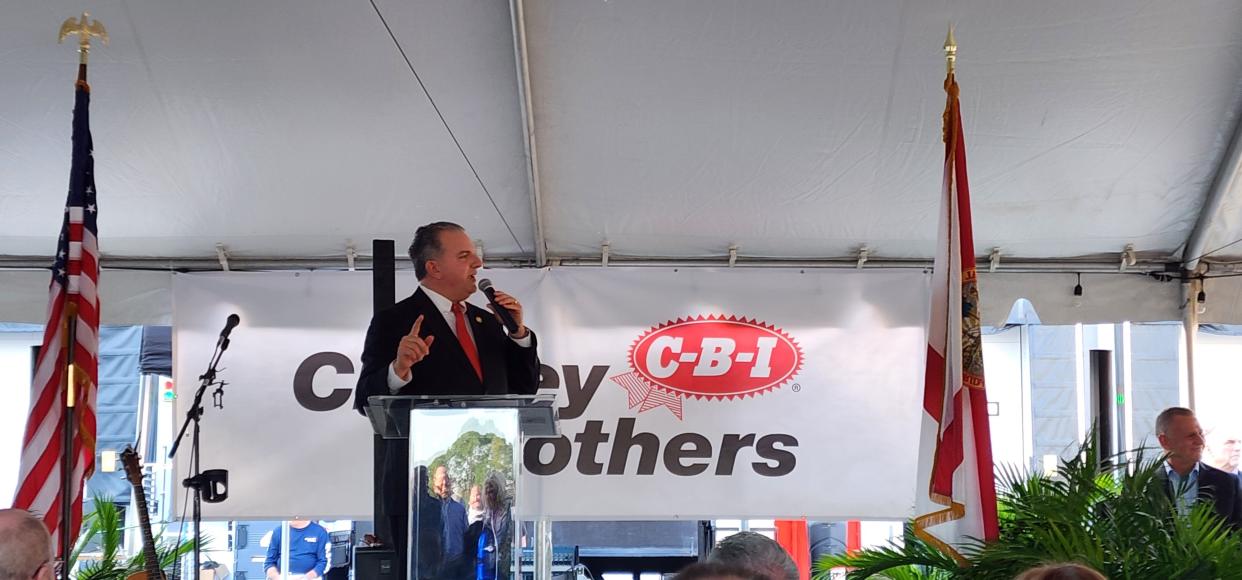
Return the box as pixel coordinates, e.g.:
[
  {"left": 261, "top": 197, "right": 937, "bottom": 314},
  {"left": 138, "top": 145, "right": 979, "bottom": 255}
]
[{"left": 170, "top": 332, "right": 231, "bottom": 580}]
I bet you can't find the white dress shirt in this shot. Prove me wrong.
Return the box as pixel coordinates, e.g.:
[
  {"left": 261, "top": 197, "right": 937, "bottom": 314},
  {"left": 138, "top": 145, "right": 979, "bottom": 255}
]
[{"left": 387, "top": 284, "right": 532, "bottom": 391}]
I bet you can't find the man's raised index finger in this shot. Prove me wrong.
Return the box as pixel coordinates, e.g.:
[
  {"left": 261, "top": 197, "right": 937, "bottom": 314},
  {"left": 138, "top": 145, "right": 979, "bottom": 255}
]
[{"left": 409, "top": 314, "right": 424, "bottom": 337}]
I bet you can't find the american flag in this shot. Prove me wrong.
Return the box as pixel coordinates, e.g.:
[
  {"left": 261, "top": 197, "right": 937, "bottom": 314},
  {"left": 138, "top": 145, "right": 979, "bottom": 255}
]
[
  {"left": 13, "top": 77, "right": 100, "bottom": 557},
  {"left": 912, "top": 57, "right": 999, "bottom": 560}
]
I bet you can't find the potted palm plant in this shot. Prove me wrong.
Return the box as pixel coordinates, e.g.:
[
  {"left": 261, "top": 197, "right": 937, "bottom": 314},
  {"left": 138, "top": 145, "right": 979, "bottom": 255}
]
[
  {"left": 815, "top": 437, "right": 1242, "bottom": 579},
  {"left": 68, "top": 495, "right": 197, "bottom": 580}
]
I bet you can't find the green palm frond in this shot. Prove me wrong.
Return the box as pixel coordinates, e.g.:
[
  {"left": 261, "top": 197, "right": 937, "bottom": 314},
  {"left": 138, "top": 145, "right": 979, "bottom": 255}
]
[
  {"left": 71, "top": 495, "right": 199, "bottom": 580},
  {"left": 74, "top": 559, "right": 129, "bottom": 580},
  {"left": 124, "top": 530, "right": 201, "bottom": 572},
  {"left": 816, "top": 429, "right": 1242, "bottom": 580},
  {"left": 71, "top": 495, "right": 126, "bottom": 579},
  {"left": 814, "top": 525, "right": 963, "bottom": 579}
]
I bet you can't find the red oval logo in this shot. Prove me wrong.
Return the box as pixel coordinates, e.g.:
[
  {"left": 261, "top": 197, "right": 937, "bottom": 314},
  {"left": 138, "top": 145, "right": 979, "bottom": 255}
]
[{"left": 629, "top": 315, "right": 802, "bottom": 399}]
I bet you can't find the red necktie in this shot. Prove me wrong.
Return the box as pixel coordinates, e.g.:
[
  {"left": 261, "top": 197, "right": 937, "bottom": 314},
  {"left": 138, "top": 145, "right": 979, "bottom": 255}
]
[{"left": 452, "top": 302, "right": 482, "bottom": 381}]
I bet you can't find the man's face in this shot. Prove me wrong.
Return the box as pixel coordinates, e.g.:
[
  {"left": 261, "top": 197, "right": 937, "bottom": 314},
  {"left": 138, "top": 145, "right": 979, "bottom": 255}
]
[
  {"left": 433, "top": 466, "right": 450, "bottom": 498},
  {"left": 424, "top": 229, "right": 482, "bottom": 302},
  {"left": 1159, "top": 414, "right": 1205, "bottom": 464},
  {"left": 1210, "top": 432, "right": 1241, "bottom": 471}
]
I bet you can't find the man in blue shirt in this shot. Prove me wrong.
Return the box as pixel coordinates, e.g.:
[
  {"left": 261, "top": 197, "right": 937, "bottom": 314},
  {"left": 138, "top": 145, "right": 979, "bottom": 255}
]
[
  {"left": 265, "top": 519, "right": 330, "bottom": 580},
  {"left": 433, "top": 465, "right": 469, "bottom": 580},
  {"left": 1156, "top": 407, "right": 1242, "bottom": 527}
]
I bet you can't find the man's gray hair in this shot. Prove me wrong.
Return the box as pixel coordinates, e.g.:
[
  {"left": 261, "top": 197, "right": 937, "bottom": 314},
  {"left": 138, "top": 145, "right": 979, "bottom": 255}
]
[
  {"left": 1155, "top": 406, "right": 1196, "bottom": 436},
  {"left": 706, "top": 531, "right": 799, "bottom": 580},
  {"left": 483, "top": 472, "right": 512, "bottom": 509},
  {"left": 0, "top": 509, "right": 52, "bottom": 580}
]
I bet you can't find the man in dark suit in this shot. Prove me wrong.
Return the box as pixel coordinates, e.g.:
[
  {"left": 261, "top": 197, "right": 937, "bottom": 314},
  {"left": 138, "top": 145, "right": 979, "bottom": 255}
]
[
  {"left": 1155, "top": 407, "right": 1242, "bottom": 528},
  {"left": 355, "top": 222, "right": 540, "bottom": 579}
]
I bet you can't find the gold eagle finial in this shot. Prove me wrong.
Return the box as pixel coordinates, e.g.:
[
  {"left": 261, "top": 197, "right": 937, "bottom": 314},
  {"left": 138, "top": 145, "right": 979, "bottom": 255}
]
[{"left": 59, "top": 12, "right": 108, "bottom": 64}]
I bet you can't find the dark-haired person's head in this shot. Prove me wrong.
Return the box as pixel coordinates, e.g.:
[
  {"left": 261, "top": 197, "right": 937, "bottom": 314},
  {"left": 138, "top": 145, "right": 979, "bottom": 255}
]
[
  {"left": 706, "top": 532, "right": 798, "bottom": 580},
  {"left": 0, "top": 509, "right": 53, "bottom": 580},
  {"left": 409, "top": 222, "right": 481, "bottom": 302},
  {"left": 1014, "top": 563, "right": 1107, "bottom": 580},
  {"left": 674, "top": 562, "right": 762, "bottom": 580}
]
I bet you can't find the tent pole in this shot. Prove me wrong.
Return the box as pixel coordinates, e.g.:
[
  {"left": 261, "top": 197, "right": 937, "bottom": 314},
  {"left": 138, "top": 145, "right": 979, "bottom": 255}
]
[
  {"left": 508, "top": 0, "right": 547, "bottom": 267},
  {"left": 1183, "top": 277, "right": 1201, "bottom": 410}
]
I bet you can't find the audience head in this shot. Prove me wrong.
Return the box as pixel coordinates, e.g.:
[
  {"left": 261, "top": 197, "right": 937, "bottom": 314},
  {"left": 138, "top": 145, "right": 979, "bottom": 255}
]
[
  {"left": 1155, "top": 407, "right": 1205, "bottom": 467},
  {"left": 674, "top": 562, "right": 763, "bottom": 580},
  {"left": 705, "top": 531, "right": 798, "bottom": 580},
  {"left": 1014, "top": 563, "right": 1107, "bottom": 580},
  {"left": 1205, "top": 425, "right": 1242, "bottom": 473},
  {"left": 0, "top": 509, "right": 53, "bottom": 580}
]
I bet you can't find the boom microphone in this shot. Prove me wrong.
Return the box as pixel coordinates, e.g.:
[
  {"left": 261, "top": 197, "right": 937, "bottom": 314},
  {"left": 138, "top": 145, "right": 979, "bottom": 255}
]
[{"left": 477, "top": 279, "right": 520, "bottom": 335}]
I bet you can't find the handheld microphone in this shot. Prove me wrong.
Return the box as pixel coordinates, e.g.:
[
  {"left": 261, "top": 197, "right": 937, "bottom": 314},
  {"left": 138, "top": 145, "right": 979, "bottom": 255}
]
[
  {"left": 218, "top": 313, "right": 240, "bottom": 346},
  {"left": 477, "top": 279, "right": 521, "bottom": 335}
]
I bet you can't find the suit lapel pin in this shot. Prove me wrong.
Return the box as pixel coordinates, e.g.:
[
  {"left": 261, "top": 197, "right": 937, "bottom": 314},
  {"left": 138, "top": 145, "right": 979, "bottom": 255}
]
[{"left": 475, "top": 316, "right": 483, "bottom": 324}]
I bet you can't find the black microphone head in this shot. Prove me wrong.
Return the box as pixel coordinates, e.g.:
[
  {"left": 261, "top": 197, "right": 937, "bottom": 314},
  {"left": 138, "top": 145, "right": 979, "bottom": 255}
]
[
  {"left": 218, "top": 313, "right": 241, "bottom": 346},
  {"left": 477, "top": 278, "right": 494, "bottom": 294}
]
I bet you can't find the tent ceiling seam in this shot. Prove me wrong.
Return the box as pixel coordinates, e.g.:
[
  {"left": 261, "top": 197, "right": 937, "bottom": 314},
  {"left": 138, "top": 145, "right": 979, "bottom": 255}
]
[{"left": 1182, "top": 79, "right": 1242, "bottom": 269}]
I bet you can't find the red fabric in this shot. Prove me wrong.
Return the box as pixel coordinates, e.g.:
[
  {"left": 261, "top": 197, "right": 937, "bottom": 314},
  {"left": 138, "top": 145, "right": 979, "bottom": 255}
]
[
  {"left": 774, "top": 520, "right": 809, "bottom": 580},
  {"left": 452, "top": 302, "right": 483, "bottom": 380},
  {"left": 846, "top": 521, "right": 862, "bottom": 554}
]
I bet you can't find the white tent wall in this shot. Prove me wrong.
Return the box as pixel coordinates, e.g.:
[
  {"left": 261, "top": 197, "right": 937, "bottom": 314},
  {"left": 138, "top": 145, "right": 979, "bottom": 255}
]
[
  {"left": 0, "top": 266, "right": 1214, "bottom": 327},
  {"left": 0, "top": 269, "right": 172, "bottom": 325}
]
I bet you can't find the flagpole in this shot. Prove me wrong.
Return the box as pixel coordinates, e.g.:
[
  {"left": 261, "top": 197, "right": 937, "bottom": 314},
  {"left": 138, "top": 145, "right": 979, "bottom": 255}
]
[
  {"left": 55, "top": 14, "right": 105, "bottom": 578},
  {"left": 59, "top": 305, "right": 77, "bottom": 578}
]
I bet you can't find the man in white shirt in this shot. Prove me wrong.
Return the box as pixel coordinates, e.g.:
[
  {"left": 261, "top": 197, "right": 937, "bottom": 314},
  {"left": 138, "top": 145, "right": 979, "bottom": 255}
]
[{"left": 354, "top": 222, "right": 541, "bottom": 580}]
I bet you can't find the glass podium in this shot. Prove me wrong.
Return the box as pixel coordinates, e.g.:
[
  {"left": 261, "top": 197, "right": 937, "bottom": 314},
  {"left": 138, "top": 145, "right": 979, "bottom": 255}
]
[{"left": 367, "top": 395, "right": 559, "bottom": 580}]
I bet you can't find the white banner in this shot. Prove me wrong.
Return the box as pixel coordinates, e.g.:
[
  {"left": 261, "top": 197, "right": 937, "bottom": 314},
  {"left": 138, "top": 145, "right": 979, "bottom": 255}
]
[{"left": 173, "top": 268, "right": 929, "bottom": 520}]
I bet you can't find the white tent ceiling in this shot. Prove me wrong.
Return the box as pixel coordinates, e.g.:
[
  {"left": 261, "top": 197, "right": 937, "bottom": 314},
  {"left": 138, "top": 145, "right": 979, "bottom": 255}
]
[
  {"left": 528, "top": 0, "right": 1242, "bottom": 261},
  {"left": 2, "top": 0, "right": 1242, "bottom": 263},
  {"left": 0, "top": 0, "right": 534, "bottom": 258},
  {"left": 3, "top": 1, "right": 1242, "bottom": 323}
]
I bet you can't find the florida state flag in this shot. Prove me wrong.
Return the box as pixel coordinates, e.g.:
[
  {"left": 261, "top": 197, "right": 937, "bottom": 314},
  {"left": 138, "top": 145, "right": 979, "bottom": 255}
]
[{"left": 913, "top": 55, "right": 1000, "bottom": 561}]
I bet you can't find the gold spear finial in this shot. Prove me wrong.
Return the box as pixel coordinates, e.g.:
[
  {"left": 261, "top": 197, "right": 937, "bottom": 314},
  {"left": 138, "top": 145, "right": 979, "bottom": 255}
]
[
  {"left": 58, "top": 12, "right": 108, "bottom": 65},
  {"left": 944, "top": 24, "right": 957, "bottom": 75}
]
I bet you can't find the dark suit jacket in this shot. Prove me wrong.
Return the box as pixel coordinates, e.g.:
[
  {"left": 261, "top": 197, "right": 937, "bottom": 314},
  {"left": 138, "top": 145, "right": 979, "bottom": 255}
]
[
  {"left": 1159, "top": 462, "right": 1242, "bottom": 528},
  {"left": 354, "top": 288, "right": 540, "bottom": 549}
]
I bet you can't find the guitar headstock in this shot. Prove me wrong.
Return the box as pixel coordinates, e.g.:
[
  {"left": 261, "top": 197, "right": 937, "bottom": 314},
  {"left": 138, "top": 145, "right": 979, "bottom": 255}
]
[{"left": 120, "top": 446, "right": 143, "bottom": 486}]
